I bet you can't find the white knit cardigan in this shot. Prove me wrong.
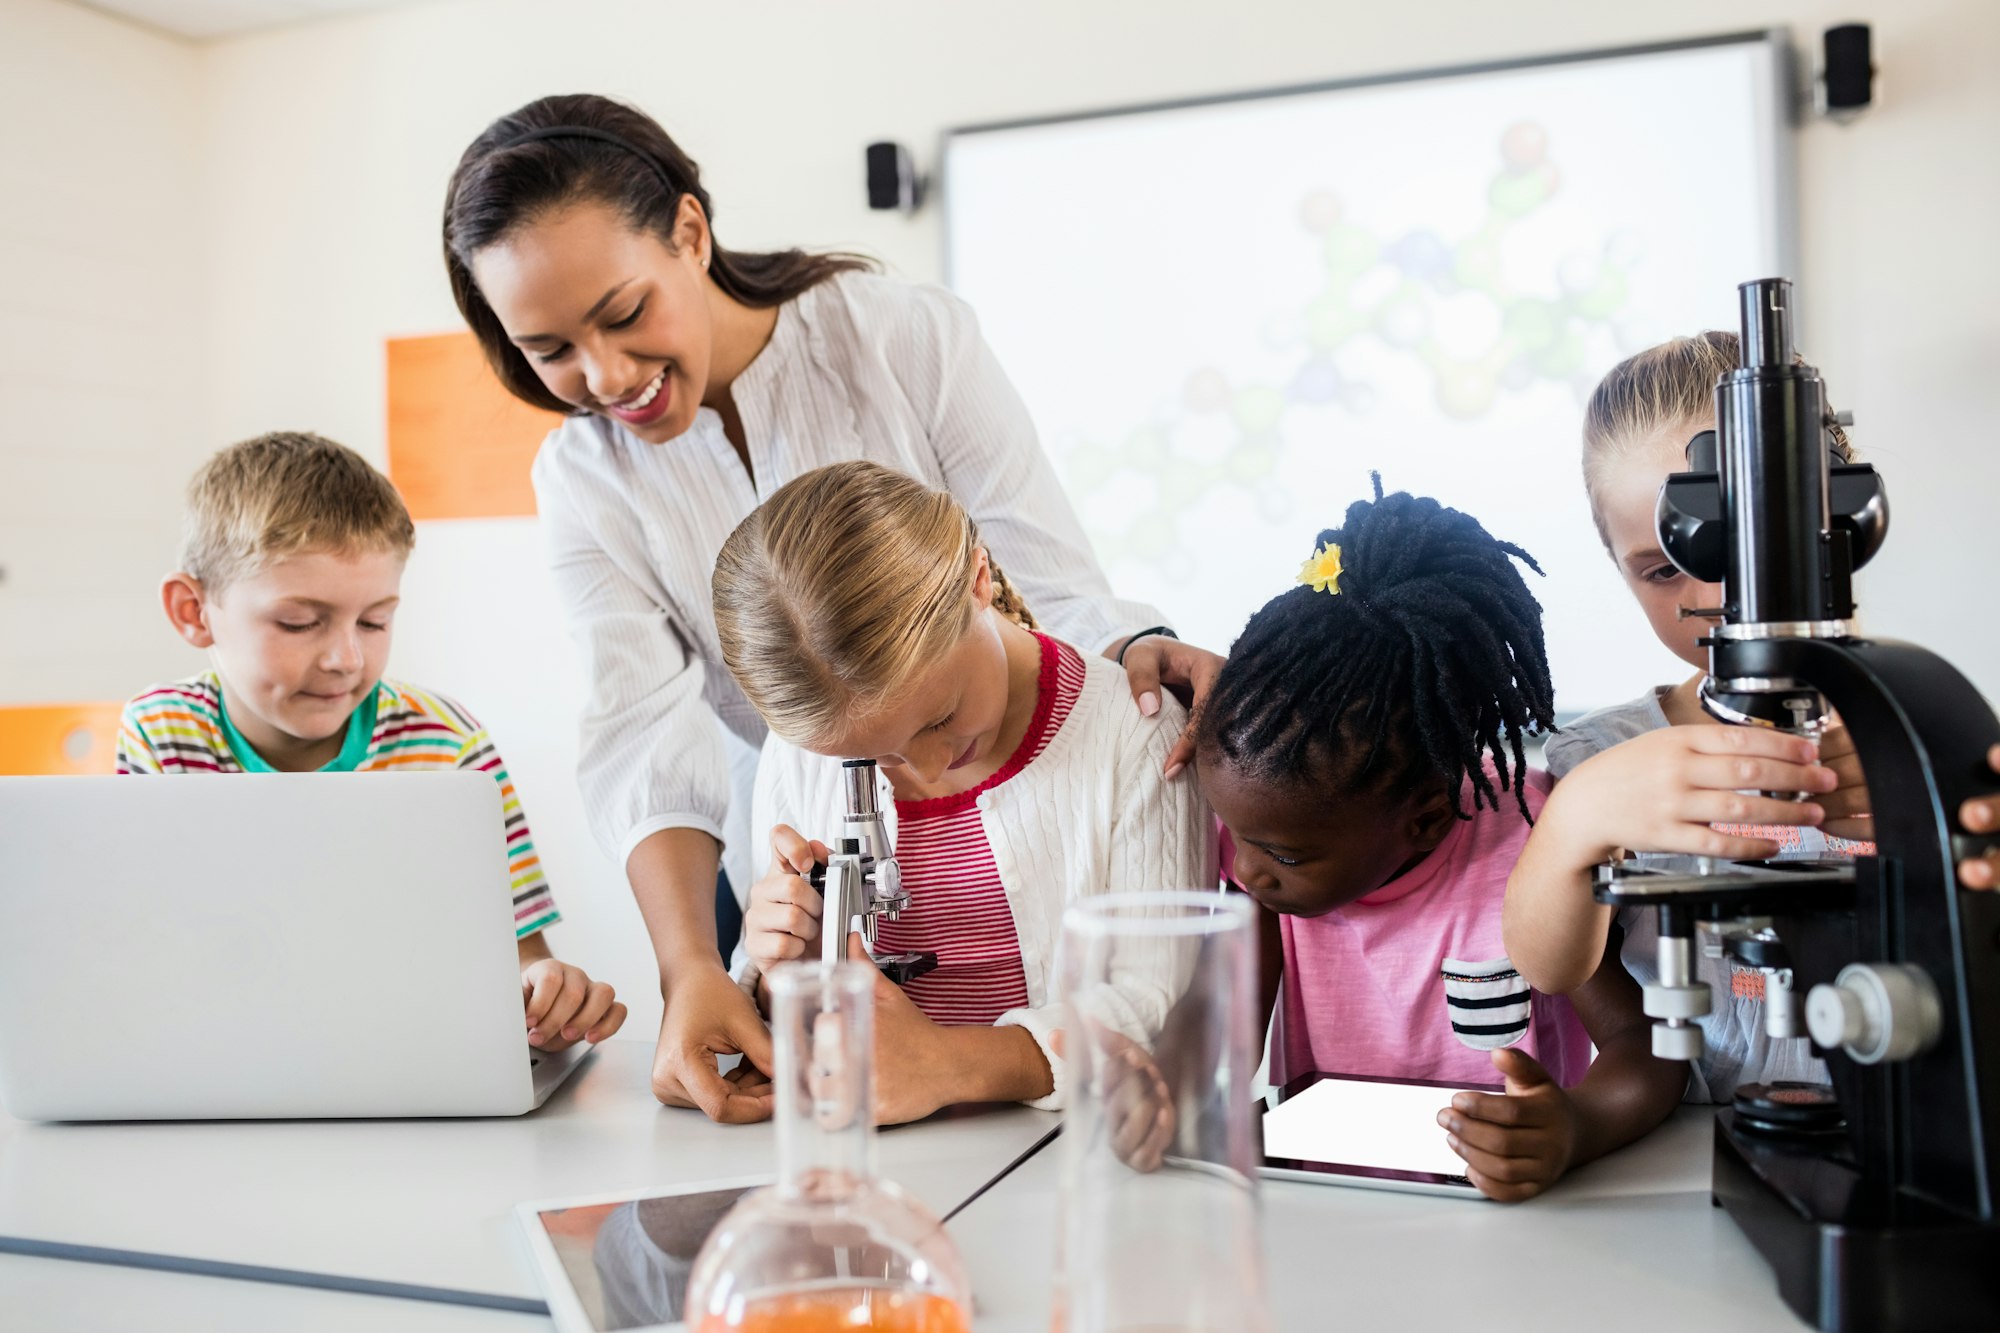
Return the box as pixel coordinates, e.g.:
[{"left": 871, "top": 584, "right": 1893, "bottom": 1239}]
[{"left": 745, "top": 651, "right": 1219, "bottom": 1110}]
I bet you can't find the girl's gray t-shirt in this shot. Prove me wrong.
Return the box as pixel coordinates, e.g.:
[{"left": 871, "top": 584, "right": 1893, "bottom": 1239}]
[{"left": 1545, "top": 688, "right": 1830, "bottom": 1104}]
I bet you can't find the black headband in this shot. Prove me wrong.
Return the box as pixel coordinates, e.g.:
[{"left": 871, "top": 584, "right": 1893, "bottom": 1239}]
[{"left": 497, "top": 125, "right": 684, "bottom": 198}]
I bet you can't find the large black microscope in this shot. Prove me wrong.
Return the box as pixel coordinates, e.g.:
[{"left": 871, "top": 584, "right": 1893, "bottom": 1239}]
[{"left": 1593, "top": 278, "right": 2000, "bottom": 1330}]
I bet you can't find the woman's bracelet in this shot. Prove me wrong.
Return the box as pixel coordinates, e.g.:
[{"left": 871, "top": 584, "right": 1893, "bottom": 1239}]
[{"left": 1115, "top": 626, "right": 1179, "bottom": 666}]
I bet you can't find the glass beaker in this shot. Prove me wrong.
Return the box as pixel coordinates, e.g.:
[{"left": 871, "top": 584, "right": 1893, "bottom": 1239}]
[
  {"left": 1054, "top": 890, "right": 1269, "bottom": 1333},
  {"left": 685, "top": 961, "right": 972, "bottom": 1332}
]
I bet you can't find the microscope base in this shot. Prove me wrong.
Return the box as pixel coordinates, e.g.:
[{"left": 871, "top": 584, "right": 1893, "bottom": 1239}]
[
  {"left": 1713, "top": 1110, "right": 2000, "bottom": 1331},
  {"left": 875, "top": 950, "right": 938, "bottom": 987}
]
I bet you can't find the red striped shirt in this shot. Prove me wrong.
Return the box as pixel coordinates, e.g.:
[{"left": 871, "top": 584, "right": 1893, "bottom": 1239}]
[{"left": 877, "top": 633, "right": 1085, "bottom": 1025}]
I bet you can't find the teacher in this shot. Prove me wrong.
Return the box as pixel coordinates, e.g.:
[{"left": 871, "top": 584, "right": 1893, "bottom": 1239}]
[{"left": 442, "top": 94, "right": 1216, "bottom": 1121}]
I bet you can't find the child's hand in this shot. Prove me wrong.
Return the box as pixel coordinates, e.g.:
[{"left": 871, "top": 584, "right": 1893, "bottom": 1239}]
[
  {"left": 1050, "top": 1025, "right": 1174, "bottom": 1172},
  {"left": 744, "top": 825, "right": 832, "bottom": 973},
  {"left": 1544, "top": 724, "right": 1837, "bottom": 867},
  {"left": 1099, "top": 1031, "right": 1174, "bottom": 1171},
  {"left": 521, "top": 958, "right": 626, "bottom": 1050},
  {"left": 1957, "top": 744, "right": 2000, "bottom": 890},
  {"left": 1437, "top": 1048, "right": 1576, "bottom": 1202},
  {"left": 1816, "top": 725, "right": 1874, "bottom": 842},
  {"left": 848, "top": 933, "right": 951, "bottom": 1125}
]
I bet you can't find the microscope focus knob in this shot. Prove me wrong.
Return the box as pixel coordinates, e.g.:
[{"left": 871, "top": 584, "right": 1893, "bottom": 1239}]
[
  {"left": 1643, "top": 981, "right": 1712, "bottom": 1021},
  {"left": 1805, "top": 963, "right": 1942, "bottom": 1064},
  {"left": 1652, "top": 1023, "right": 1705, "bottom": 1061}
]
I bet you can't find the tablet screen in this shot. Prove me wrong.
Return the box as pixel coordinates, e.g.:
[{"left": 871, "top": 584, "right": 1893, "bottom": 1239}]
[
  {"left": 532, "top": 1184, "right": 757, "bottom": 1331},
  {"left": 1262, "top": 1074, "right": 1482, "bottom": 1182}
]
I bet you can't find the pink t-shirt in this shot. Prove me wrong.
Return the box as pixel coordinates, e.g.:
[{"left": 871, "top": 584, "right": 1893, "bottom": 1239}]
[{"left": 1260, "top": 768, "right": 1592, "bottom": 1091}]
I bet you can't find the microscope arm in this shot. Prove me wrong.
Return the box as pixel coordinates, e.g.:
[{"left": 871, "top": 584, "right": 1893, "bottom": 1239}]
[{"left": 1714, "top": 632, "right": 2000, "bottom": 1215}]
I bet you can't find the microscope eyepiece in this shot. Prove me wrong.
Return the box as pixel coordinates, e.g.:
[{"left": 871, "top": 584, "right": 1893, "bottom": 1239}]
[
  {"left": 1685, "top": 429, "right": 1719, "bottom": 472},
  {"left": 1739, "top": 277, "right": 1795, "bottom": 369}
]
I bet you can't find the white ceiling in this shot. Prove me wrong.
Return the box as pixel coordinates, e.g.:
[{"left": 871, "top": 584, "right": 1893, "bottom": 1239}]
[{"left": 76, "top": 0, "right": 441, "bottom": 40}]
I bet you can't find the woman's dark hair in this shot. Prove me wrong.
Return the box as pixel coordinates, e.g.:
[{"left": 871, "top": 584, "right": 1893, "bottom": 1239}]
[
  {"left": 443, "top": 93, "right": 877, "bottom": 414},
  {"left": 1194, "top": 476, "right": 1556, "bottom": 823}
]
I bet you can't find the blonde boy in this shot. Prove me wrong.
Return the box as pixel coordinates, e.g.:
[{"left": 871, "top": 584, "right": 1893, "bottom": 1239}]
[{"left": 116, "top": 432, "right": 625, "bottom": 1051}]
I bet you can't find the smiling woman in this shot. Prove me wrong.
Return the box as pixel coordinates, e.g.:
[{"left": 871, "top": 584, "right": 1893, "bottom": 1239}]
[{"left": 440, "top": 95, "right": 1199, "bottom": 1124}]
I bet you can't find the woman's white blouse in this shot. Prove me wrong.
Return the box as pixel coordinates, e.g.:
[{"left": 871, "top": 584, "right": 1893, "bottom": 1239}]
[{"left": 531, "top": 271, "right": 1164, "bottom": 865}]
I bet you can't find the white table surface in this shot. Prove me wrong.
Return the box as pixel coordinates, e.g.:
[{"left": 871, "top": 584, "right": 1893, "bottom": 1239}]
[
  {"left": 0, "top": 1252, "right": 553, "bottom": 1333},
  {"left": 1, "top": 1043, "right": 1811, "bottom": 1333},
  {"left": 0, "top": 1036, "right": 1057, "bottom": 1310},
  {"left": 950, "top": 1106, "right": 1812, "bottom": 1332}
]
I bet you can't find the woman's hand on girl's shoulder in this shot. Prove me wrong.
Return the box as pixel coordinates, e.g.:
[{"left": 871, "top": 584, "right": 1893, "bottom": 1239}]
[
  {"left": 744, "top": 825, "right": 831, "bottom": 973},
  {"left": 521, "top": 957, "right": 627, "bottom": 1050},
  {"left": 1114, "top": 636, "right": 1225, "bottom": 779}
]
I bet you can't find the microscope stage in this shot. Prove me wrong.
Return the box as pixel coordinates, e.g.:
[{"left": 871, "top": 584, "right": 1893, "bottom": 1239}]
[{"left": 1593, "top": 857, "right": 1856, "bottom": 914}]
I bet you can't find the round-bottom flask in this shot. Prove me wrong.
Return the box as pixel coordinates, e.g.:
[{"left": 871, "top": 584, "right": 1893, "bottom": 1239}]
[{"left": 685, "top": 962, "right": 972, "bottom": 1332}]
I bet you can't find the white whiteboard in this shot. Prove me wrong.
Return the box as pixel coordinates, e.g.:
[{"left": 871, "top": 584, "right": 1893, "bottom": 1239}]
[{"left": 945, "top": 34, "right": 1793, "bottom": 714}]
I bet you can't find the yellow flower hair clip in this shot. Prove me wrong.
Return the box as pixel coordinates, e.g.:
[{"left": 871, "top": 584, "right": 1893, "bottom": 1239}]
[{"left": 1298, "top": 541, "right": 1344, "bottom": 595}]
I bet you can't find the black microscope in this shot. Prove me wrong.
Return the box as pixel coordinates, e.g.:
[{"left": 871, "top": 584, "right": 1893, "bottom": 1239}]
[{"left": 1592, "top": 278, "right": 2000, "bottom": 1330}]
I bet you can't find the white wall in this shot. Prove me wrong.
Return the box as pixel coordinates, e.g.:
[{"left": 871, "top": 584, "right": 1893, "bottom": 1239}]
[
  {"left": 14, "top": 0, "right": 2000, "bottom": 1037},
  {"left": 0, "top": 0, "right": 208, "bottom": 701}
]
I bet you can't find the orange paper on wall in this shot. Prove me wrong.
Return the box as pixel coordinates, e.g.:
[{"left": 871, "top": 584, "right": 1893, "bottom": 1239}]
[
  {"left": 0, "top": 703, "right": 124, "bottom": 775},
  {"left": 386, "top": 332, "right": 563, "bottom": 520}
]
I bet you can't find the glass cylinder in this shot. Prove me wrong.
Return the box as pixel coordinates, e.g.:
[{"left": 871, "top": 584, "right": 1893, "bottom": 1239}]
[
  {"left": 1054, "top": 891, "right": 1269, "bottom": 1333},
  {"left": 685, "top": 962, "right": 972, "bottom": 1332}
]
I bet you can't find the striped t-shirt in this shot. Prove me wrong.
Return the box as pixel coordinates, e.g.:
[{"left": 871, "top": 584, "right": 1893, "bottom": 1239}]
[
  {"left": 876, "top": 633, "right": 1085, "bottom": 1025},
  {"left": 115, "top": 672, "right": 559, "bottom": 937}
]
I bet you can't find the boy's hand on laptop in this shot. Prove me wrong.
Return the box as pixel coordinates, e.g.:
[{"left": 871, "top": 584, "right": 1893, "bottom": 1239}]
[
  {"left": 522, "top": 958, "right": 627, "bottom": 1050},
  {"left": 745, "top": 825, "right": 831, "bottom": 972},
  {"left": 1437, "top": 1048, "right": 1576, "bottom": 1203}
]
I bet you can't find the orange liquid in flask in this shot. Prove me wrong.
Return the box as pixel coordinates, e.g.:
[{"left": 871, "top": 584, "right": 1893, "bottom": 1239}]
[{"left": 699, "top": 1287, "right": 971, "bottom": 1332}]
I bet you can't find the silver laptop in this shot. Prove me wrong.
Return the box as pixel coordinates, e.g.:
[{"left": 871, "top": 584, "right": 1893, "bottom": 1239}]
[{"left": 0, "top": 772, "right": 591, "bottom": 1120}]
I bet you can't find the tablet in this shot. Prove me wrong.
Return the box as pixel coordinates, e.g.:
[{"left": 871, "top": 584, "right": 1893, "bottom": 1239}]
[
  {"left": 1259, "top": 1071, "right": 1494, "bottom": 1199},
  {"left": 515, "top": 1177, "right": 769, "bottom": 1333}
]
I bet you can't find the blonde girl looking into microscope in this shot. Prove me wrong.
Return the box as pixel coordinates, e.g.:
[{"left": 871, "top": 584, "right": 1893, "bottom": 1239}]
[
  {"left": 711, "top": 460, "right": 1215, "bottom": 1124},
  {"left": 1503, "top": 332, "right": 1877, "bottom": 1104}
]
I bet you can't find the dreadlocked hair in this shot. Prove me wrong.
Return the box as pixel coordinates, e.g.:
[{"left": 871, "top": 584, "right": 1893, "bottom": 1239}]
[{"left": 1194, "top": 475, "right": 1556, "bottom": 823}]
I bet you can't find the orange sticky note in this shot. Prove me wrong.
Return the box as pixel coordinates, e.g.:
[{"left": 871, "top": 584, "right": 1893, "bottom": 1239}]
[{"left": 0, "top": 703, "right": 124, "bottom": 775}]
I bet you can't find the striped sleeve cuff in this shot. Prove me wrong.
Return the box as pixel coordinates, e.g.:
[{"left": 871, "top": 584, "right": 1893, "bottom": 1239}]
[{"left": 514, "top": 879, "right": 561, "bottom": 938}]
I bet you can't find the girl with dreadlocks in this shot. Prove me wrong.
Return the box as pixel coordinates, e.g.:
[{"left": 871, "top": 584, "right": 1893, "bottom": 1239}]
[{"left": 1194, "top": 479, "right": 1687, "bottom": 1201}]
